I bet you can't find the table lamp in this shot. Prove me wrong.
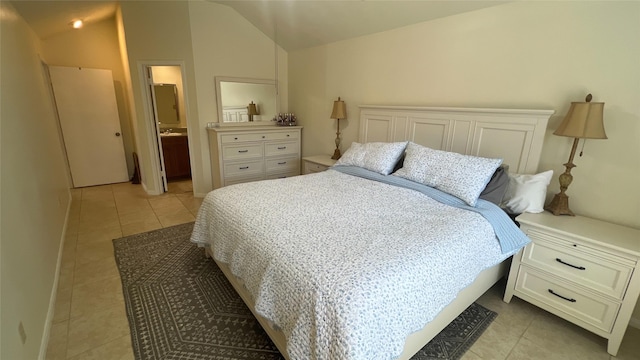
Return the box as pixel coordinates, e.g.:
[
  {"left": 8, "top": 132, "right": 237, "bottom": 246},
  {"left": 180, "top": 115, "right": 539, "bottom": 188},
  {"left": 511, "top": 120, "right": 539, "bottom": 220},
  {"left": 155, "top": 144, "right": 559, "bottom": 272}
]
[
  {"left": 330, "top": 97, "right": 346, "bottom": 160},
  {"left": 247, "top": 101, "right": 259, "bottom": 122},
  {"left": 545, "top": 94, "right": 607, "bottom": 216}
]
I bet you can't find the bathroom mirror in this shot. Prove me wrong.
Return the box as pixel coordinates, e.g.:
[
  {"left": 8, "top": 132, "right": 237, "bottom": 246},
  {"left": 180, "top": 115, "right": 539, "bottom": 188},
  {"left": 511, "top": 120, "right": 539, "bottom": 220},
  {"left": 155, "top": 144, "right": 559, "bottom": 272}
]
[
  {"left": 154, "top": 84, "right": 180, "bottom": 125},
  {"left": 215, "top": 77, "right": 277, "bottom": 124}
]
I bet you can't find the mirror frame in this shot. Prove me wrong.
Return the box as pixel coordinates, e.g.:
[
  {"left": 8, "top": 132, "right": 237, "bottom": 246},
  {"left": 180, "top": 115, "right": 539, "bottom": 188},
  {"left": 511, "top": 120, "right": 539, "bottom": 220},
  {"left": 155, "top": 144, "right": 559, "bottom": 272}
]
[{"left": 215, "top": 76, "right": 278, "bottom": 125}]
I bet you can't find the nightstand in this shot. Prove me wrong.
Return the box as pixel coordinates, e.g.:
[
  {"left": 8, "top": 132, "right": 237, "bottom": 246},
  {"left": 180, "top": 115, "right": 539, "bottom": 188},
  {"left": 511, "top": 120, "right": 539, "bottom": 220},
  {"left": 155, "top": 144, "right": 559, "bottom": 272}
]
[
  {"left": 302, "top": 155, "right": 337, "bottom": 174},
  {"left": 503, "top": 212, "right": 640, "bottom": 356}
]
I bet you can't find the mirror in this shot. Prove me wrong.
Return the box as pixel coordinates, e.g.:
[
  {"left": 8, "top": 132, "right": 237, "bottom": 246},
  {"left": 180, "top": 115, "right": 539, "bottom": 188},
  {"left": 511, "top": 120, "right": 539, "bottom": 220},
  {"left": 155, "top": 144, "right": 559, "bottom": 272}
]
[
  {"left": 154, "top": 84, "right": 180, "bottom": 125},
  {"left": 215, "top": 77, "right": 277, "bottom": 124}
]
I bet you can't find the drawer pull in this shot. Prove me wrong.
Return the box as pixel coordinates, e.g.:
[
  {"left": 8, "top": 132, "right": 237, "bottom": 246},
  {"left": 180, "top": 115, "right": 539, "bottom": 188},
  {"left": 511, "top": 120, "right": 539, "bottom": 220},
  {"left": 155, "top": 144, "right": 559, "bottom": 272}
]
[
  {"left": 287, "top": 134, "right": 290, "bottom": 137},
  {"left": 548, "top": 289, "right": 577, "bottom": 303},
  {"left": 278, "top": 162, "right": 287, "bottom": 165},
  {"left": 277, "top": 146, "right": 287, "bottom": 150},
  {"left": 239, "top": 166, "right": 249, "bottom": 170},
  {"left": 238, "top": 150, "right": 249, "bottom": 153},
  {"left": 234, "top": 137, "right": 238, "bottom": 140},
  {"left": 556, "top": 258, "right": 586, "bottom": 270}
]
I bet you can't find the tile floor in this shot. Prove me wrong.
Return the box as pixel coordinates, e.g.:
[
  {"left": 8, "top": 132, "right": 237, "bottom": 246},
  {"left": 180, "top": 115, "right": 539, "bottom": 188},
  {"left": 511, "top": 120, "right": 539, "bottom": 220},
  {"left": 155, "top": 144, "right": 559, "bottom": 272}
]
[{"left": 46, "top": 180, "right": 640, "bottom": 359}]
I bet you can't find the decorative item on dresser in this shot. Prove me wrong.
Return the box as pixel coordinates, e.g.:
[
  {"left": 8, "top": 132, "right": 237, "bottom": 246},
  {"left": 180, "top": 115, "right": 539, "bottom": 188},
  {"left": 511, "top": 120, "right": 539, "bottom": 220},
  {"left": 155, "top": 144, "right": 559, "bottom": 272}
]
[
  {"left": 504, "top": 212, "right": 640, "bottom": 356},
  {"left": 545, "top": 94, "right": 607, "bottom": 216},
  {"left": 302, "top": 154, "right": 337, "bottom": 174},
  {"left": 207, "top": 125, "right": 302, "bottom": 189},
  {"left": 330, "top": 97, "right": 346, "bottom": 160},
  {"left": 247, "top": 101, "right": 259, "bottom": 122}
]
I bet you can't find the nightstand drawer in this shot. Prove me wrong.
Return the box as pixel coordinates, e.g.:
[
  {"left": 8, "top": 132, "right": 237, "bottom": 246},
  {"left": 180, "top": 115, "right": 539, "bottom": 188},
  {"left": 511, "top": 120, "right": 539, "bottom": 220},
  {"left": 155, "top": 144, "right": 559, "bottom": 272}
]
[
  {"left": 515, "top": 267, "right": 620, "bottom": 333},
  {"left": 523, "top": 230, "right": 633, "bottom": 299},
  {"left": 222, "top": 144, "right": 263, "bottom": 161},
  {"left": 304, "top": 162, "right": 329, "bottom": 173}
]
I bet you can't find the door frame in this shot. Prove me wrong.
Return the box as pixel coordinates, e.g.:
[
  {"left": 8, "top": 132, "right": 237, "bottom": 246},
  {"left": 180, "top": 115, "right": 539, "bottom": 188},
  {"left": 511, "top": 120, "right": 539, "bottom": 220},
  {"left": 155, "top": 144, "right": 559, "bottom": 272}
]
[{"left": 137, "top": 61, "right": 196, "bottom": 194}]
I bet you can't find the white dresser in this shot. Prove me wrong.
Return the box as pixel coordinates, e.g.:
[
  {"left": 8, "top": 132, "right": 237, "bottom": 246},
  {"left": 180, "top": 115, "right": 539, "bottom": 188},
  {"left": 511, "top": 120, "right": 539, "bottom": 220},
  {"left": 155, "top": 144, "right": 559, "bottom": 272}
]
[
  {"left": 207, "top": 126, "right": 302, "bottom": 189},
  {"left": 504, "top": 212, "right": 640, "bottom": 356}
]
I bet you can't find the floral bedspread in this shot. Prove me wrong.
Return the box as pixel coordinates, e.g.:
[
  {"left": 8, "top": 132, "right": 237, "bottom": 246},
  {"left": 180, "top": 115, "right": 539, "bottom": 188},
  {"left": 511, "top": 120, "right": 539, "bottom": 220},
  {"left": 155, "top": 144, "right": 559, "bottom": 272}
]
[{"left": 191, "top": 169, "right": 516, "bottom": 360}]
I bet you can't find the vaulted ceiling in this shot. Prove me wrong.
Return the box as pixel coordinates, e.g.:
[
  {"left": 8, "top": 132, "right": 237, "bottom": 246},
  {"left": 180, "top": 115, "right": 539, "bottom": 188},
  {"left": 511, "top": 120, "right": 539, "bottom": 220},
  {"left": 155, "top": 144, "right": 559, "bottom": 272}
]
[{"left": 11, "top": 0, "right": 509, "bottom": 51}]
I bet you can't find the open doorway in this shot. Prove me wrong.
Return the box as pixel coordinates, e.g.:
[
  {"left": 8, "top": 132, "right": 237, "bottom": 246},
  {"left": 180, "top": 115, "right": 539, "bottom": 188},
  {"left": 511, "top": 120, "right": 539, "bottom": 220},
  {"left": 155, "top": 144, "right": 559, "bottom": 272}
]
[{"left": 145, "top": 64, "right": 193, "bottom": 194}]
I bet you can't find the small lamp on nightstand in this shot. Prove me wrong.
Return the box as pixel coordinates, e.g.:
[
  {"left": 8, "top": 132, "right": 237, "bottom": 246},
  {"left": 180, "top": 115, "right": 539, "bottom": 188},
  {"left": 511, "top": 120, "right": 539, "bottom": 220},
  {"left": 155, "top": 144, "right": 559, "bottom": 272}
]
[
  {"left": 545, "top": 94, "right": 607, "bottom": 216},
  {"left": 330, "top": 97, "right": 346, "bottom": 160},
  {"left": 247, "top": 101, "right": 259, "bottom": 122}
]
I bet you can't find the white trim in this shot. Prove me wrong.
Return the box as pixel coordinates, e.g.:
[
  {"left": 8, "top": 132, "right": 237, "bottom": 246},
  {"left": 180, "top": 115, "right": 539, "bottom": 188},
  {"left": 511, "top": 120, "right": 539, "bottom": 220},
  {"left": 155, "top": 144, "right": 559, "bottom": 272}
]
[{"left": 39, "top": 189, "right": 72, "bottom": 360}]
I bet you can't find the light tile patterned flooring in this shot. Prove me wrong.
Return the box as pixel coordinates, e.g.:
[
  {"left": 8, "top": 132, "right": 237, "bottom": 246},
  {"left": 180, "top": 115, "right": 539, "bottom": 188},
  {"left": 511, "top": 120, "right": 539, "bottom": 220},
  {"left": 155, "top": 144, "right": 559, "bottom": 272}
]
[{"left": 46, "top": 180, "right": 640, "bottom": 360}]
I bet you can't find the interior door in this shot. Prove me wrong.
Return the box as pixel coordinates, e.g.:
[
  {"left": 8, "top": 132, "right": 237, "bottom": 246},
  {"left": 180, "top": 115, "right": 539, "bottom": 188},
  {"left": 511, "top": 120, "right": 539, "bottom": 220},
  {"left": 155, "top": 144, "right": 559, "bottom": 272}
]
[{"left": 49, "top": 66, "right": 129, "bottom": 187}]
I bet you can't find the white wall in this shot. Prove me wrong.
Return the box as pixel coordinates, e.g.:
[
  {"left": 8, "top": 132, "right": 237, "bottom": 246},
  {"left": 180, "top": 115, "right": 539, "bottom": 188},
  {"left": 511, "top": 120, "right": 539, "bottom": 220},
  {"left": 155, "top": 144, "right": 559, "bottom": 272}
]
[
  {"left": 119, "top": 1, "right": 201, "bottom": 195},
  {"left": 289, "top": 1, "right": 640, "bottom": 318},
  {"left": 119, "top": 1, "right": 287, "bottom": 197},
  {"left": 0, "top": 2, "right": 72, "bottom": 358},
  {"left": 188, "top": 0, "right": 288, "bottom": 193},
  {"left": 41, "top": 17, "right": 136, "bottom": 177}
]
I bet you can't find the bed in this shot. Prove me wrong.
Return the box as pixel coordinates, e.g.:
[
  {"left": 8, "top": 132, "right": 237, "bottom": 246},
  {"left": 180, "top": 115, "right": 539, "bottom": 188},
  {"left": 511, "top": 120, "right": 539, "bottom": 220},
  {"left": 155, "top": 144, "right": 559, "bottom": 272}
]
[{"left": 191, "top": 106, "right": 554, "bottom": 359}]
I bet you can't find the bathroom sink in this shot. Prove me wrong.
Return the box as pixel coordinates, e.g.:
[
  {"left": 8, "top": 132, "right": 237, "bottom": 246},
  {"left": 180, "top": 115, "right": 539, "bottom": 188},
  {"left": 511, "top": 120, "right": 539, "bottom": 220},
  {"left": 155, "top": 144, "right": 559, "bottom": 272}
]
[{"left": 160, "top": 132, "right": 185, "bottom": 137}]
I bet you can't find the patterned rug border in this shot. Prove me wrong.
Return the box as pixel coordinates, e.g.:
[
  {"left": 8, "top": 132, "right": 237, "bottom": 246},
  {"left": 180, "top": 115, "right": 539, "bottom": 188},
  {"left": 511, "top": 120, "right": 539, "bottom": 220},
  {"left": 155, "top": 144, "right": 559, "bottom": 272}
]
[{"left": 113, "top": 222, "right": 496, "bottom": 360}]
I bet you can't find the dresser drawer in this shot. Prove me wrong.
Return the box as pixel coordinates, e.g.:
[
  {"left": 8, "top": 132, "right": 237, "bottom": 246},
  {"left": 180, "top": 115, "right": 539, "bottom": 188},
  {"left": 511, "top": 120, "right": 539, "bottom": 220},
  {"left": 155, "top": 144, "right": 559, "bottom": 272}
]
[
  {"left": 515, "top": 266, "right": 620, "bottom": 333},
  {"left": 223, "top": 133, "right": 271, "bottom": 143},
  {"left": 523, "top": 230, "right": 633, "bottom": 299},
  {"left": 223, "top": 175, "right": 264, "bottom": 187},
  {"left": 223, "top": 160, "right": 263, "bottom": 177},
  {"left": 222, "top": 144, "right": 263, "bottom": 161},
  {"left": 265, "top": 141, "right": 299, "bottom": 157},
  {"left": 265, "top": 157, "right": 299, "bottom": 174},
  {"left": 266, "top": 171, "right": 299, "bottom": 180},
  {"left": 265, "top": 131, "right": 299, "bottom": 141}
]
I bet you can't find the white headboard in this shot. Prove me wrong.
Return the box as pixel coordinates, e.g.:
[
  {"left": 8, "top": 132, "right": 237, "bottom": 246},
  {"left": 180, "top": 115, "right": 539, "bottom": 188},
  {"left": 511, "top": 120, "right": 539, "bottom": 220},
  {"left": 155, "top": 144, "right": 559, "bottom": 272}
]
[
  {"left": 222, "top": 106, "right": 249, "bottom": 122},
  {"left": 359, "top": 105, "right": 554, "bottom": 174}
]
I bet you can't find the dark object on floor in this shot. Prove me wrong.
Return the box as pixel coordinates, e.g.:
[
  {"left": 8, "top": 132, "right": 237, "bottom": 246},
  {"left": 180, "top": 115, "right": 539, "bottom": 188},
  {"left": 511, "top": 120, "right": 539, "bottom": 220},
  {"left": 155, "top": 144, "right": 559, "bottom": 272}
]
[
  {"left": 113, "top": 223, "right": 497, "bottom": 360},
  {"left": 130, "top": 152, "right": 141, "bottom": 184}
]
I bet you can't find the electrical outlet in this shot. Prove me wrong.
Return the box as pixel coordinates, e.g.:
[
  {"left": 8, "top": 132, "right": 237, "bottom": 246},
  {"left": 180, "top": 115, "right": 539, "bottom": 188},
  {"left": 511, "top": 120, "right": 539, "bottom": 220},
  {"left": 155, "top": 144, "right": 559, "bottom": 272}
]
[{"left": 18, "top": 322, "right": 27, "bottom": 344}]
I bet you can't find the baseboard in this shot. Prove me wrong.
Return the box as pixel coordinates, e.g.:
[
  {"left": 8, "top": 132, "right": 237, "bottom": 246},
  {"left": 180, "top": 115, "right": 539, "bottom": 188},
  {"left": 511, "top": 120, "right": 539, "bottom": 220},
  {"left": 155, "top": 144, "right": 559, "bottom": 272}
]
[
  {"left": 630, "top": 316, "right": 640, "bottom": 329},
  {"left": 38, "top": 189, "right": 72, "bottom": 360}
]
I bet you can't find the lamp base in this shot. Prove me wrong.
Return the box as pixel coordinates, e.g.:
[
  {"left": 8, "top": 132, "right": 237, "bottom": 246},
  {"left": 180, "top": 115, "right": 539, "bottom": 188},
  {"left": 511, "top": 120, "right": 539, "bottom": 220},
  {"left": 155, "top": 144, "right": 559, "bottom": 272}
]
[
  {"left": 545, "top": 192, "right": 574, "bottom": 216},
  {"left": 331, "top": 148, "right": 341, "bottom": 160}
]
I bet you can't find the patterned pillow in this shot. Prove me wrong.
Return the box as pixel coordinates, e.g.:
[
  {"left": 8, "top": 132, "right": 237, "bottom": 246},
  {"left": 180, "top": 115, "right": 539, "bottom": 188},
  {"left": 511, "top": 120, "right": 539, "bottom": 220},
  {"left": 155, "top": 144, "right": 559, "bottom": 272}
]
[
  {"left": 393, "top": 142, "right": 502, "bottom": 206},
  {"left": 335, "top": 141, "right": 408, "bottom": 175}
]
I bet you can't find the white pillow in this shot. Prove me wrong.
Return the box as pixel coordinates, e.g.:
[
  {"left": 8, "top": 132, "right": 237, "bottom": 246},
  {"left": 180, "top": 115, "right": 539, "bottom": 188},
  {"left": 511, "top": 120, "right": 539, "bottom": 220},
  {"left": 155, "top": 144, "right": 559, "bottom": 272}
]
[
  {"left": 502, "top": 170, "right": 554, "bottom": 214},
  {"left": 335, "top": 141, "right": 407, "bottom": 175},
  {"left": 393, "top": 142, "right": 502, "bottom": 206}
]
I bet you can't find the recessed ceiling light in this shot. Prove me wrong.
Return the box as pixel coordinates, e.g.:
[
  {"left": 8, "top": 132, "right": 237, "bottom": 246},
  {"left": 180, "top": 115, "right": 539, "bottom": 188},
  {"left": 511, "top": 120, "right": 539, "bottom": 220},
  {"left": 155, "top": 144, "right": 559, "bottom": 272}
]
[{"left": 72, "top": 20, "right": 83, "bottom": 29}]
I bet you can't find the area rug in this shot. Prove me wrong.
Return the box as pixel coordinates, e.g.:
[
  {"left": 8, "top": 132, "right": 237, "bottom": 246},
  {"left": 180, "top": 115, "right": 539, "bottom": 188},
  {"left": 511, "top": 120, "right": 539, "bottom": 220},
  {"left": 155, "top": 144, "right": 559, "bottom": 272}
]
[{"left": 113, "top": 222, "right": 497, "bottom": 360}]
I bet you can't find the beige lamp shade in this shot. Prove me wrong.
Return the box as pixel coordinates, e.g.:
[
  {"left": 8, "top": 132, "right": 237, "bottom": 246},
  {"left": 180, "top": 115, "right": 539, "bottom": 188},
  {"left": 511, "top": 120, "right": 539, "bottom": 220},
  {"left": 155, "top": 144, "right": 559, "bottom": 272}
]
[
  {"left": 330, "top": 97, "right": 346, "bottom": 119},
  {"left": 554, "top": 100, "right": 606, "bottom": 139},
  {"left": 247, "top": 101, "right": 259, "bottom": 116}
]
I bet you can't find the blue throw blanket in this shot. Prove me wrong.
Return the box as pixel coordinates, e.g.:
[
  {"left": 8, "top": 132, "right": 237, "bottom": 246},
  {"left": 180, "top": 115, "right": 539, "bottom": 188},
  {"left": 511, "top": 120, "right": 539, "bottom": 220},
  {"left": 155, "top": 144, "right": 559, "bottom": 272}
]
[{"left": 332, "top": 165, "right": 529, "bottom": 254}]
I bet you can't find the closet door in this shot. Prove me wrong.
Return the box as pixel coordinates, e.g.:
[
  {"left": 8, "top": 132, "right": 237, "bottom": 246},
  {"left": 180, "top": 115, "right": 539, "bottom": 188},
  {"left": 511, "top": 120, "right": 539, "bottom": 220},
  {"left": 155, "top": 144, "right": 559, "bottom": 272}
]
[{"left": 49, "top": 66, "right": 129, "bottom": 187}]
